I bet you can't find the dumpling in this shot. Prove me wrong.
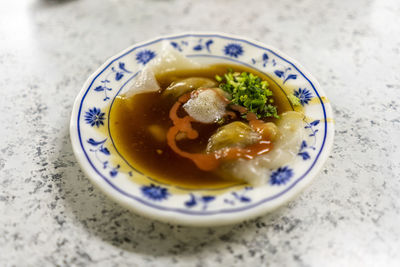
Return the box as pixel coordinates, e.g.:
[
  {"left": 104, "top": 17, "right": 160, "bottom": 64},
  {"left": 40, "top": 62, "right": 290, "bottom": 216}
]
[
  {"left": 122, "top": 48, "right": 202, "bottom": 97},
  {"left": 217, "top": 111, "right": 306, "bottom": 186},
  {"left": 123, "top": 68, "right": 160, "bottom": 98},
  {"left": 183, "top": 89, "right": 228, "bottom": 124},
  {"left": 149, "top": 46, "right": 201, "bottom": 73},
  {"left": 206, "top": 121, "right": 261, "bottom": 152},
  {"left": 162, "top": 77, "right": 217, "bottom": 98}
]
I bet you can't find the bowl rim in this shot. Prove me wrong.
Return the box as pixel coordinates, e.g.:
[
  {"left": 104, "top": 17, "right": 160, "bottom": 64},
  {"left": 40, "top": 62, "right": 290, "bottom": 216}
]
[{"left": 70, "top": 32, "right": 334, "bottom": 226}]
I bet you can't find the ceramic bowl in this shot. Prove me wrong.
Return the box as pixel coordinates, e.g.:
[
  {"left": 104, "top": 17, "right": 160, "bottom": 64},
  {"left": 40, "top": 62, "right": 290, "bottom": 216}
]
[{"left": 70, "top": 32, "right": 334, "bottom": 226}]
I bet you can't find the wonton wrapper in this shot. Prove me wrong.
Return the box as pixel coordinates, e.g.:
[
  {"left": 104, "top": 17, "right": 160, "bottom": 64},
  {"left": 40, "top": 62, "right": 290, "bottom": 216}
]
[
  {"left": 122, "top": 47, "right": 201, "bottom": 97},
  {"left": 217, "top": 112, "right": 307, "bottom": 186}
]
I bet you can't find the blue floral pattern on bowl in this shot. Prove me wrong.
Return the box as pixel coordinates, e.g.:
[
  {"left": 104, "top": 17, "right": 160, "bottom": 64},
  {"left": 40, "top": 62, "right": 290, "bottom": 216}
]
[
  {"left": 84, "top": 107, "right": 105, "bottom": 127},
  {"left": 294, "top": 88, "right": 313, "bottom": 106},
  {"left": 192, "top": 39, "right": 214, "bottom": 52},
  {"left": 141, "top": 184, "right": 169, "bottom": 201},
  {"left": 223, "top": 43, "right": 244, "bottom": 58},
  {"left": 185, "top": 194, "right": 216, "bottom": 210},
  {"left": 93, "top": 62, "right": 132, "bottom": 101},
  {"left": 70, "top": 33, "right": 334, "bottom": 226},
  {"left": 136, "top": 50, "right": 156, "bottom": 65},
  {"left": 270, "top": 166, "right": 294, "bottom": 185}
]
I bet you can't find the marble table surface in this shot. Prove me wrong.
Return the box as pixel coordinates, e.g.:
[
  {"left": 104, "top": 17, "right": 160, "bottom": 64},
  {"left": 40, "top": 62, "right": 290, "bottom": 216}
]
[{"left": 1, "top": 0, "right": 399, "bottom": 266}]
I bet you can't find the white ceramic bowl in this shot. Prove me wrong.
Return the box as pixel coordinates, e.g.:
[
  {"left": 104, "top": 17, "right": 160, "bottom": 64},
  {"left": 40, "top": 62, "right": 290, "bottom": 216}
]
[{"left": 70, "top": 32, "right": 334, "bottom": 226}]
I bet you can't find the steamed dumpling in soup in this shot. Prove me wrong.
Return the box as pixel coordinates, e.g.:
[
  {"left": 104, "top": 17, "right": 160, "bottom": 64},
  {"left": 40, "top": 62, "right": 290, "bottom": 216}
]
[{"left": 110, "top": 49, "right": 305, "bottom": 188}]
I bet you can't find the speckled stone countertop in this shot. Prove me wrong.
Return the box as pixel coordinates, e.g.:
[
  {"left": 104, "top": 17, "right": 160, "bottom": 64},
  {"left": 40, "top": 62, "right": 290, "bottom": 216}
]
[{"left": 1, "top": 0, "right": 399, "bottom": 266}]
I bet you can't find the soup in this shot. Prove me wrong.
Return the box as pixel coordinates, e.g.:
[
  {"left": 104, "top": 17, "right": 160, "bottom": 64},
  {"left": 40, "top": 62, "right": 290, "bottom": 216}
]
[
  {"left": 109, "top": 51, "right": 305, "bottom": 189},
  {"left": 110, "top": 64, "right": 294, "bottom": 188}
]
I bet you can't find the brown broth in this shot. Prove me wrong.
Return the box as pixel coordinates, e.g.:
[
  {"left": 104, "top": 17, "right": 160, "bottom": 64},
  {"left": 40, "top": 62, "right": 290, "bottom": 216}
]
[{"left": 109, "top": 64, "right": 293, "bottom": 189}]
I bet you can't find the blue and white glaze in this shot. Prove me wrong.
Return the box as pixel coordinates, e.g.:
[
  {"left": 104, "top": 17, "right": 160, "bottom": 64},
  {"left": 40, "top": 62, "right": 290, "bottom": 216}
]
[
  {"left": 141, "top": 184, "right": 170, "bottom": 201},
  {"left": 93, "top": 62, "right": 132, "bottom": 101},
  {"left": 84, "top": 107, "right": 105, "bottom": 127},
  {"left": 294, "top": 88, "right": 313, "bottom": 106},
  {"left": 135, "top": 50, "right": 156, "bottom": 65},
  {"left": 224, "top": 187, "right": 253, "bottom": 205},
  {"left": 71, "top": 33, "right": 333, "bottom": 225},
  {"left": 184, "top": 194, "right": 216, "bottom": 210},
  {"left": 3, "top": 1, "right": 400, "bottom": 266}
]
